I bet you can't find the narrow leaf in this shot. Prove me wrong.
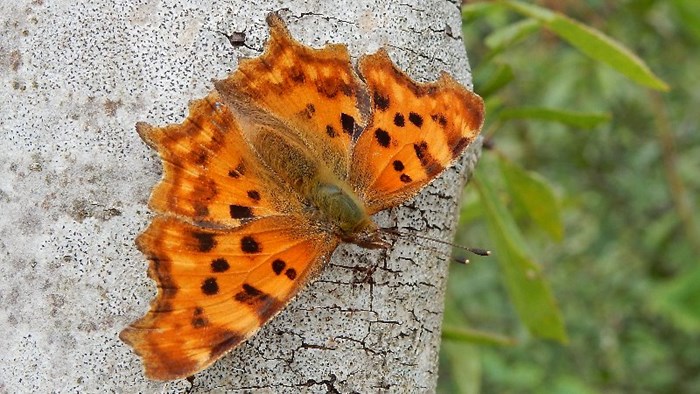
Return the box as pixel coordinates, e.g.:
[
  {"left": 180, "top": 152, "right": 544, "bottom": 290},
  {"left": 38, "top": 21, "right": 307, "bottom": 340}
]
[
  {"left": 476, "top": 63, "right": 514, "bottom": 98},
  {"left": 461, "top": 2, "right": 501, "bottom": 20},
  {"left": 499, "top": 107, "right": 611, "bottom": 128},
  {"left": 499, "top": 157, "right": 564, "bottom": 241},
  {"left": 443, "top": 326, "right": 517, "bottom": 346},
  {"left": 485, "top": 18, "right": 541, "bottom": 50},
  {"left": 503, "top": 0, "right": 669, "bottom": 91},
  {"left": 474, "top": 173, "right": 568, "bottom": 342}
]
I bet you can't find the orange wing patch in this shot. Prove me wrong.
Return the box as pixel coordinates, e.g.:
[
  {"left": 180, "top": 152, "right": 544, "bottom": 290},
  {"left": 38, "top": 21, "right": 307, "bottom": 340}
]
[
  {"left": 138, "top": 92, "right": 302, "bottom": 225},
  {"left": 350, "top": 50, "right": 484, "bottom": 214},
  {"left": 120, "top": 215, "right": 338, "bottom": 380},
  {"left": 215, "top": 14, "right": 368, "bottom": 180}
]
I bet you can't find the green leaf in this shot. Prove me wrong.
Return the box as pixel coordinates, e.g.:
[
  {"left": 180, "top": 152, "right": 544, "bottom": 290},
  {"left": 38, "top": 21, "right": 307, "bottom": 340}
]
[
  {"left": 499, "top": 157, "right": 564, "bottom": 241},
  {"left": 474, "top": 173, "right": 568, "bottom": 342},
  {"left": 443, "top": 326, "right": 517, "bottom": 346},
  {"left": 503, "top": 0, "right": 669, "bottom": 91},
  {"left": 461, "top": 2, "right": 501, "bottom": 21},
  {"left": 498, "top": 107, "right": 611, "bottom": 128},
  {"left": 476, "top": 63, "right": 514, "bottom": 98},
  {"left": 672, "top": 0, "right": 700, "bottom": 40},
  {"left": 485, "top": 18, "right": 541, "bottom": 50}
]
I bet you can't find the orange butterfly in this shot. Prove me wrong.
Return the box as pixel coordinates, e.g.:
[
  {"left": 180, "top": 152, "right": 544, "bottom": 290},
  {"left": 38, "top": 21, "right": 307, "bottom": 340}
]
[{"left": 120, "top": 13, "right": 484, "bottom": 380}]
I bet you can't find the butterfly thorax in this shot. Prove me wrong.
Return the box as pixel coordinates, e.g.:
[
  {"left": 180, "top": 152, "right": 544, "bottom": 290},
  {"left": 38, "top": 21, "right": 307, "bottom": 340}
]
[
  {"left": 309, "top": 181, "right": 388, "bottom": 249},
  {"left": 252, "top": 126, "right": 387, "bottom": 249}
]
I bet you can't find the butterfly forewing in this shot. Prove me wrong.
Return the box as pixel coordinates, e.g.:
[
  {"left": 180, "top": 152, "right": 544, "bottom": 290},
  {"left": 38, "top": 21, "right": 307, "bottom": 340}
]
[
  {"left": 138, "top": 92, "right": 302, "bottom": 225},
  {"left": 215, "top": 14, "right": 368, "bottom": 182},
  {"left": 350, "top": 50, "right": 484, "bottom": 214}
]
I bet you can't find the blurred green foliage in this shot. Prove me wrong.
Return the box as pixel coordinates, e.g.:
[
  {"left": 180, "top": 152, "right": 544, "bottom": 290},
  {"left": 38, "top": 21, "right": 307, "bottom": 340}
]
[{"left": 439, "top": 1, "right": 700, "bottom": 393}]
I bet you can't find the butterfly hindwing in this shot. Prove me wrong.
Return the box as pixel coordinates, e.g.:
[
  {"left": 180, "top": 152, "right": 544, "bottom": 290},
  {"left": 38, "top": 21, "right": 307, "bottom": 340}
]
[
  {"left": 119, "top": 215, "right": 339, "bottom": 380},
  {"left": 137, "top": 92, "right": 302, "bottom": 226},
  {"left": 350, "top": 50, "right": 484, "bottom": 214}
]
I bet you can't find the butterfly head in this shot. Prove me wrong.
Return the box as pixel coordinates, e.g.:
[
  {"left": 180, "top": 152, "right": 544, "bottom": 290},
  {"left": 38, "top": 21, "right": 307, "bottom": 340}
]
[{"left": 341, "top": 218, "right": 391, "bottom": 249}]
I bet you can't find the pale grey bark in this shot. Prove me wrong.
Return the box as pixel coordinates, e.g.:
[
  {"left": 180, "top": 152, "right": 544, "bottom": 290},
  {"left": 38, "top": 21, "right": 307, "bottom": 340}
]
[{"left": 0, "top": 0, "right": 480, "bottom": 392}]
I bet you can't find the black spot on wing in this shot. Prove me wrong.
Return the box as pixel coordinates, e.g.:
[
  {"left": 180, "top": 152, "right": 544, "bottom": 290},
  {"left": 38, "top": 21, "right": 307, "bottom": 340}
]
[
  {"left": 290, "top": 66, "right": 305, "bottom": 83},
  {"left": 272, "top": 259, "right": 286, "bottom": 275},
  {"left": 340, "top": 113, "right": 355, "bottom": 135},
  {"left": 285, "top": 268, "right": 297, "bottom": 280},
  {"left": 414, "top": 141, "right": 444, "bottom": 177},
  {"left": 374, "top": 128, "right": 391, "bottom": 148},
  {"left": 192, "top": 307, "right": 208, "bottom": 328},
  {"left": 229, "top": 205, "right": 253, "bottom": 219},
  {"left": 201, "top": 277, "right": 219, "bottom": 295},
  {"left": 408, "top": 112, "right": 423, "bottom": 128},
  {"left": 374, "top": 91, "right": 390, "bottom": 111},
  {"left": 228, "top": 162, "right": 246, "bottom": 178},
  {"left": 192, "top": 232, "right": 216, "bottom": 252},
  {"left": 211, "top": 258, "right": 230, "bottom": 273},
  {"left": 414, "top": 141, "right": 428, "bottom": 160},
  {"left": 247, "top": 190, "right": 261, "bottom": 201},
  {"left": 431, "top": 113, "right": 447, "bottom": 127},
  {"left": 240, "top": 235, "right": 260, "bottom": 254},
  {"left": 301, "top": 103, "right": 315, "bottom": 119},
  {"left": 234, "top": 283, "right": 282, "bottom": 321},
  {"left": 234, "top": 283, "right": 264, "bottom": 303},
  {"left": 326, "top": 125, "right": 337, "bottom": 138},
  {"left": 394, "top": 113, "right": 405, "bottom": 127}
]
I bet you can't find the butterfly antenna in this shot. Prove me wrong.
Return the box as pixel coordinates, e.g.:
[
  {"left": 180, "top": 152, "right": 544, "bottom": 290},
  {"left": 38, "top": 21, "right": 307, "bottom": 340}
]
[
  {"left": 382, "top": 228, "right": 490, "bottom": 257},
  {"left": 380, "top": 229, "right": 477, "bottom": 265}
]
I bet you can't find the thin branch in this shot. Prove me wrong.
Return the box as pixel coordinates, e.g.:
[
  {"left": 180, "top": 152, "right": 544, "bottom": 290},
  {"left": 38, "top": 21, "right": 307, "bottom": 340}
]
[{"left": 648, "top": 90, "right": 700, "bottom": 256}]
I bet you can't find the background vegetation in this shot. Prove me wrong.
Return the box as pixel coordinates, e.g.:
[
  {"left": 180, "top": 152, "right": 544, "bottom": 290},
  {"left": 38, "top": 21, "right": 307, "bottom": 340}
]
[{"left": 438, "top": 1, "right": 700, "bottom": 392}]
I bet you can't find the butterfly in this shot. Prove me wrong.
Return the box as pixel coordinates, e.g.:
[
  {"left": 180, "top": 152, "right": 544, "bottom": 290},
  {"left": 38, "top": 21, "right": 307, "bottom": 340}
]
[{"left": 120, "top": 13, "right": 484, "bottom": 380}]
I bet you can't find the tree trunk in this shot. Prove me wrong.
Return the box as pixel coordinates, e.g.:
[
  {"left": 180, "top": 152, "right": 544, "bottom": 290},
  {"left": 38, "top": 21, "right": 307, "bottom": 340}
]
[{"left": 0, "top": 0, "right": 480, "bottom": 392}]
